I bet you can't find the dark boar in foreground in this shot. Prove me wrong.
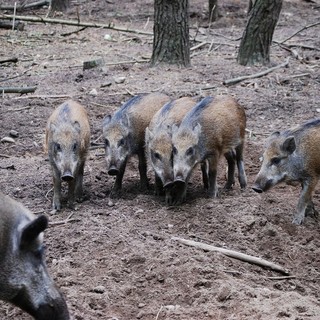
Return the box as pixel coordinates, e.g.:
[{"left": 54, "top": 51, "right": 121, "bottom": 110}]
[
  {"left": 145, "top": 97, "right": 197, "bottom": 203},
  {"left": 45, "top": 100, "right": 90, "bottom": 212},
  {"left": 0, "top": 192, "right": 69, "bottom": 320},
  {"left": 253, "top": 119, "right": 320, "bottom": 225},
  {"left": 171, "top": 96, "right": 247, "bottom": 204},
  {"left": 102, "top": 93, "right": 170, "bottom": 195}
]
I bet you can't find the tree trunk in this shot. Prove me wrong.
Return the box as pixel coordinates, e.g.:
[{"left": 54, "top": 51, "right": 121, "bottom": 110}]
[
  {"left": 237, "top": 0, "right": 282, "bottom": 66},
  {"left": 151, "top": 0, "right": 190, "bottom": 67},
  {"left": 209, "top": 0, "right": 218, "bottom": 22},
  {"left": 50, "top": 0, "right": 69, "bottom": 12}
]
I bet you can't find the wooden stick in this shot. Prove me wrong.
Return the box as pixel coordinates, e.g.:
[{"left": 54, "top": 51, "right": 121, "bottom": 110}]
[
  {"left": 0, "top": 86, "right": 37, "bottom": 94},
  {"left": 1, "top": 15, "right": 153, "bottom": 36},
  {"left": 267, "top": 275, "right": 296, "bottom": 280},
  {"left": 223, "top": 58, "right": 290, "bottom": 86},
  {"left": 0, "top": 0, "right": 50, "bottom": 11},
  {"left": 171, "top": 236, "right": 290, "bottom": 275},
  {"left": 49, "top": 218, "right": 80, "bottom": 227},
  {"left": 278, "top": 21, "right": 320, "bottom": 44},
  {"left": 0, "top": 57, "right": 18, "bottom": 64}
]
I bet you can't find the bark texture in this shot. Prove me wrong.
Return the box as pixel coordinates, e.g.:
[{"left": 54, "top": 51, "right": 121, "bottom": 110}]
[
  {"left": 50, "top": 0, "right": 69, "bottom": 12},
  {"left": 237, "top": 0, "right": 282, "bottom": 66},
  {"left": 151, "top": 0, "right": 190, "bottom": 67}
]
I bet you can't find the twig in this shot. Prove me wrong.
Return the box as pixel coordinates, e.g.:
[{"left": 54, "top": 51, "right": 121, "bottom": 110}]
[
  {"left": 4, "top": 105, "right": 32, "bottom": 112},
  {"left": 49, "top": 218, "right": 80, "bottom": 227},
  {"left": 0, "top": 0, "right": 50, "bottom": 11},
  {"left": 155, "top": 305, "right": 163, "bottom": 320},
  {"left": 0, "top": 154, "right": 11, "bottom": 158},
  {"left": 1, "top": 15, "right": 153, "bottom": 35},
  {"left": 61, "top": 26, "right": 87, "bottom": 37},
  {"left": 278, "top": 21, "right": 320, "bottom": 44},
  {"left": 171, "top": 236, "right": 290, "bottom": 275},
  {"left": 223, "top": 58, "right": 290, "bottom": 86},
  {"left": 267, "top": 275, "right": 296, "bottom": 280},
  {"left": 0, "top": 57, "right": 18, "bottom": 64},
  {"left": 13, "top": 94, "right": 72, "bottom": 100},
  {"left": 0, "top": 86, "right": 37, "bottom": 94}
]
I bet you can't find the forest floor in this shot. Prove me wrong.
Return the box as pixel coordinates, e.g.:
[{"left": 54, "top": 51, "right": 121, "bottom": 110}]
[{"left": 1, "top": 0, "right": 320, "bottom": 319}]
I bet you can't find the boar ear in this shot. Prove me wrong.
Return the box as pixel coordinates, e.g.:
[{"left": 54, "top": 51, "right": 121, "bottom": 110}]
[
  {"left": 192, "top": 123, "right": 202, "bottom": 134},
  {"left": 50, "top": 122, "right": 57, "bottom": 133},
  {"left": 20, "top": 215, "right": 48, "bottom": 247},
  {"left": 172, "top": 124, "right": 179, "bottom": 134},
  {"left": 282, "top": 136, "right": 296, "bottom": 154},
  {"left": 121, "top": 113, "right": 130, "bottom": 127},
  {"left": 102, "top": 115, "right": 112, "bottom": 127},
  {"left": 74, "top": 121, "right": 81, "bottom": 133},
  {"left": 270, "top": 131, "right": 280, "bottom": 138},
  {"left": 145, "top": 127, "right": 153, "bottom": 141}
]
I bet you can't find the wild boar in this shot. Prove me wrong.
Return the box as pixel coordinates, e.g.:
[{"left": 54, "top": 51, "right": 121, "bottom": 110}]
[
  {"left": 102, "top": 92, "right": 170, "bottom": 196},
  {"left": 171, "top": 95, "right": 247, "bottom": 204},
  {"left": 252, "top": 119, "right": 320, "bottom": 225},
  {"left": 145, "top": 97, "right": 198, "bottom": 203},
  {"left": 45, "top": 100, "right": 90, "bottom": 212},
  {"left": 0, "top": 192, "right": 69, "bottom": 320}
]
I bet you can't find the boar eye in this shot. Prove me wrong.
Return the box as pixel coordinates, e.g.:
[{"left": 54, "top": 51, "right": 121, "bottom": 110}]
[
  {"left": 118, "top": 138, "right": 125, "bottom": 147},
  {"left": 271, "top": 157, "right": 281, "bottom": 165},
  {"left": 152, "top": 151, "right": 162, "bottom": 161},
  {"left": 186, "top": 147, "right": 194, "bottom": 156},
  {"left": 105, "top": 139, "right": 110, "bottom": 147},
  {"left": 173, "top": 146, "right": 177, "bottom": 156},
  {"left": 55, "top": 143, "right": 61, "bottom": 152},
  {"left": 73, "top": 142, "right": 78, "bottom": 151}
]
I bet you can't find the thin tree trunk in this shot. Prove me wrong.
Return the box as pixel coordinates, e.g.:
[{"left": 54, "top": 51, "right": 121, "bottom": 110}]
[
  {"left": 209, "top": 0, "right": 218, "bottom": 22},
  {"left": 50, "top": 0, "right": 69, "bottom": 12},
  {"left": 237, "top": 0, "right": 282, "bottom": 66},
  {"left": 151, "top": 0, "right": 190, "bottom": 67}
]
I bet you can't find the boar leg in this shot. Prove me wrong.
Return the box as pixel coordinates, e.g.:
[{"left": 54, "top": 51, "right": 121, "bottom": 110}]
[
  {"left": 52, "top": 175, "right": 62, "bottom": 211},
  {"left": 137, "top": 150, "right": 149, "bottom": 190},
  {"left": 293, "top": 178, "right": 318, "bottom": 224},
  {"left": 207, "top": 155, "right": 219, "bottom": 197},
  {"left": 75, "top": 162, "right": 84, "bottom": 201},
  {"left": 67, "top": 179, "right": 76, "bottom": 209},
  {"left": 201, "top": 161, "right": 209, "bottom": 190},
  {"left": 235, "top": 143, "right": 247, "bottom": 189},
  {"left": 224, "top": 150, "right": 236, "bottom": 190},
  {"left": 154, "top": 172, "right": 164, "bottom": 195},
  {"left": 112, "top": 159, "right": 127, "bottom": 194}
]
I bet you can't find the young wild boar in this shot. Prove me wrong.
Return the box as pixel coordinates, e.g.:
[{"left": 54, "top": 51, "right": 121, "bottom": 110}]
[
  {"left": 102, "top": 92, "right": 170, "bottom": 195},
  {"left": 0, "top": 192, "right": 69, "bottom": 320},
  {"left": 145, "top": 97, "right": 197, "bottom": 203},
  {"left": 45, "top": 100, "right": 90, "bottom": 212},
  {"left": 171, "top": 95, "right": 247, "bottom": 204},
  {"left": 252, "top": 119, "right": 320, "bottom": 225}
]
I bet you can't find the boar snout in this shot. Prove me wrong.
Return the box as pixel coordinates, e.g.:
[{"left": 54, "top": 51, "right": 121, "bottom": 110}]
[
  {"left": 108, "top": 165, "right": 119, "bottom": 176},
  {"left": 163, "top": 181, "right": 174, "bottom": 190},
  {"left": 36, "top": 297, "right": 69, "bottom": 320},
  {"left": 252, "top": 185, "right": 263, "bottom": 193},
  {"left": 61, "top": 170, "right": 74, "bottom": 182},
  {"left": 252, "top": 178, "right": 273, "bottom": 193}
]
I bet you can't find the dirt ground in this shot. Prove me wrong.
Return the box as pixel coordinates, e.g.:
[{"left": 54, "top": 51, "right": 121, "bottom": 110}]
[{"left": 1, "top": 0, "right": 320, "bottom": 319}]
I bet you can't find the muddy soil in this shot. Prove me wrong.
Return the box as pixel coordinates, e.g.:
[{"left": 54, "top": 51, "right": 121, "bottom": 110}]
[{"left": 1, "top": 0, "right": 320, "bottom": 319}]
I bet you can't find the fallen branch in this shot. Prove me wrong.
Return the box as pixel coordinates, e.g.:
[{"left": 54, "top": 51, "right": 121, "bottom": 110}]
[
  {"left": 0, "top": 20, "right": 24, "bottom": 30},
  {"left": 0, "top": 0, "right": 49, "bottom": 11},
  {"left": 278, "top": 21, "right": 320, "bottom": 44},
  {"left": 0, "top": 86, "right": 37, "bottom": 94},
  {"left": 1, "top": 15, "right": 153, "bottom": 36},
  {"left": 49, "top": 212, "right": 80, "bottom": 227},
  {"left": 171, "top": 236, "right": 290, "bottom": 275},
  {"left": 223, "top": 58, "right": 290, "bottom": 86},
  {"left": 267, "top": 275, "right": 296, "bottom": 280},
  {"left": 0, "top": 57, "right": 18, "bottom": 64}
]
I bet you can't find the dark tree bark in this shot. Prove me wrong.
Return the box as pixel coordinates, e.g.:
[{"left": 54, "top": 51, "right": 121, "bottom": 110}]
[
  {"left": 208, "top": 0, "right": 218, "bottom": 22},
  {"left": 50, "top": 0, "right": 69, "bottom": 12},
  {"left": 237, "top": 0, "right": 282, "bottom": 66},
  {"left": 151, "top": 0, "right": 190, "bottom": 67}
]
